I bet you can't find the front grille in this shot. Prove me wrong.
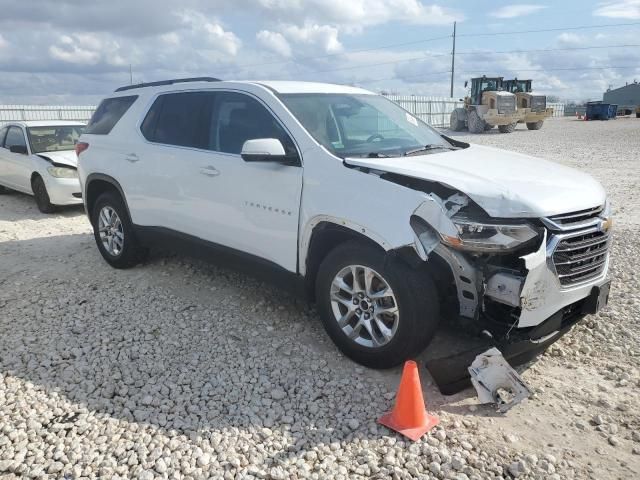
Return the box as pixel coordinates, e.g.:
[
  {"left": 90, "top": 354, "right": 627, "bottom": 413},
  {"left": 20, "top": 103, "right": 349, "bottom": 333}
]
[
  {"left": 548, "top": 205, "right": 603, "bottom": 229},
  {"left": 552, "top": 230, "right": 610, "bottom": 286},
  {"left": 497, "top": 96, "right": 516, "bottom": 114}
]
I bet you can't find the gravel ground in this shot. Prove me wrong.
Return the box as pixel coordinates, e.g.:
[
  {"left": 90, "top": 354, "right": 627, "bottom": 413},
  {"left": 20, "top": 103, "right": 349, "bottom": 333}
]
[{"left": 1, "top": 117, "right": 639, "bottom": 479}]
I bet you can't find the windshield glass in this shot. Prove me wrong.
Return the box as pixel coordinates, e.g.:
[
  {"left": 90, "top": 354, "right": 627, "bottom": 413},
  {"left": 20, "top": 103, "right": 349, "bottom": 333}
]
[
  {"left": 27, "top": 125, "right": 84, "bottom": 153},
  {"left": 279, "top": 93, "right": 451, "bottom": 158}
]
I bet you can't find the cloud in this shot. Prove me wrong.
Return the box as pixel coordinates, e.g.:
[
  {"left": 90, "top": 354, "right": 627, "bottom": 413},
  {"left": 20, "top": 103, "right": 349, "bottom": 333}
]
[
  {"left": 593, "top": 0, "right": 640, "bottom": 19},
  {"left": 281, "top": 24, "right": 343, "bottom": 54},
  {"left": 257, "top": 30, "right": 292, "bottom": 57},
  {"left": 490, "top": 4, "right": 547, "bottom": 18},
  {"left": 0, "top": 34, "right": 7, "bottom": 49},
  {"left": 180, "top": 11, "right": 242, "bottom": 56}
]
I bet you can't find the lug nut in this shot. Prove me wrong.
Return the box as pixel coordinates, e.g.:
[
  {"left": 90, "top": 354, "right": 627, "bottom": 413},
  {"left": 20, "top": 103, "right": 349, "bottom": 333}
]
[
  {"left": 356, "top": 309, "right": 362, "bottom": 315},
  {"left": 353, "top": 299, "right": 359, "bottom": 305},
  {"left": 364, "top": 313, "right": 370, "bottom": 319}
]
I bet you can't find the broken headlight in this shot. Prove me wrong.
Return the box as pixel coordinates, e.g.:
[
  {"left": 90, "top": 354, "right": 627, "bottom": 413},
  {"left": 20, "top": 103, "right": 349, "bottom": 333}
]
[{"left": 442, "top": 218, "right": 539, "bottom": 252}]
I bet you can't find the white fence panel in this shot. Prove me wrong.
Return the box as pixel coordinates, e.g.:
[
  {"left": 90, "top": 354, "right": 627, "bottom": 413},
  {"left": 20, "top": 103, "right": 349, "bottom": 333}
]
[
  {"left": 384, "top": 95, "right": 464, "bottom": 128},
  {"left": 548, "top": 102, "right": 564, "bottom": 117},
  {"left": 0, "top": 105, "right": 96, "bottom": 126}
]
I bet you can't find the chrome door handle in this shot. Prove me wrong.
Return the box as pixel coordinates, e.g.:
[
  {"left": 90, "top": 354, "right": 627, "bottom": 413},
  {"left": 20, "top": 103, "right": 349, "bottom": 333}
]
[
  {"left": 125, "top": 153, "right": 139, "bottom": 163},
  {"left": 199, "top": 166, "right": 220, "bottom": 177}
]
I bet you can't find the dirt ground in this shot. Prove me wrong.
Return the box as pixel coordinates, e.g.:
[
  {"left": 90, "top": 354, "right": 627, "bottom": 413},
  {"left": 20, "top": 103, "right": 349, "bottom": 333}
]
[{"left": 1, "top": 117, "right": 639, "bottom": 479}]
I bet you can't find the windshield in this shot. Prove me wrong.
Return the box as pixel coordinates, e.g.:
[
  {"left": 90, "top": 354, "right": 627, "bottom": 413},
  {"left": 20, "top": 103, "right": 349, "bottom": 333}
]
[
  {"left": 27, "top": 125, "right": 84, "bottom": 153},
  {"left": 279, "top": 93, "right": 452, "bottom": 158}
]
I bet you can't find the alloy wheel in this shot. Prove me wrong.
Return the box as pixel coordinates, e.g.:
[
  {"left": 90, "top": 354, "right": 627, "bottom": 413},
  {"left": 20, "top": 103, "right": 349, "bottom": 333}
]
[
  {"left": 329, "top": 265, "right": 399, "bottom": 348},
  {"left": 98, "top": 206, "right": 124, "bottom": 256}
]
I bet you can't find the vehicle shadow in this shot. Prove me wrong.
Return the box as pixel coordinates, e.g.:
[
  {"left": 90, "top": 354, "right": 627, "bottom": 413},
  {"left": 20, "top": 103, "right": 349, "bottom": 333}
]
[
  {"left": 2, "top": 232, "right": 453, "bottom": 462},
  {"left": 0, "top": 190, "right": 84, "bottom": 222}
]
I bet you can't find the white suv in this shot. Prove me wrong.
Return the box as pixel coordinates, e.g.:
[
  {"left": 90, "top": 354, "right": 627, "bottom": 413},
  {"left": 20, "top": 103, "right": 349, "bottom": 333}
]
[{"left": 77, "top": 78, "right": 612, "bottom": 368}]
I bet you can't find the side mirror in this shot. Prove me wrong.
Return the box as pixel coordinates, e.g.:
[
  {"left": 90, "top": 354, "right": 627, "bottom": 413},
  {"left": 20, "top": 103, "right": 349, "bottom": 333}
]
[
  {"left": 240, "top": 138, "right": 298, "bottom": 166},
  {"left": 9, "top": 145, "right": 28, "bottom": 155}
]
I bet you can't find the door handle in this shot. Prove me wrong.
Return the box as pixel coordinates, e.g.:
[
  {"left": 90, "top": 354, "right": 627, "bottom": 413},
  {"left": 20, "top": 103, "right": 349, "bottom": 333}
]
[
  {"left": 125, "top": 153, "right": 139, "bottom": 163},
  {"left": 199, "top": 166, "right": 220, "bottom": 177}
]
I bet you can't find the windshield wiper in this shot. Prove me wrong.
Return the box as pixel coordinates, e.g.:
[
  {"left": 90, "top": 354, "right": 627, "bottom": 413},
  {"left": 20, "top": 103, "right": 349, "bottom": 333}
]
[
  {"left": 403, "top": 144, "right": 455, "bottom": 156},
  {"left": 365, "top": 152, "right": 392, "bottom": 158}
]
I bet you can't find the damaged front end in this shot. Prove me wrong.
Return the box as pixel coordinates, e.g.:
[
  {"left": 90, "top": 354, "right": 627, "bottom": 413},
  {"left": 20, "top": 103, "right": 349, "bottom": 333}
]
[{"left": 408, "top": 192, "right": 612, "bottom": 394}]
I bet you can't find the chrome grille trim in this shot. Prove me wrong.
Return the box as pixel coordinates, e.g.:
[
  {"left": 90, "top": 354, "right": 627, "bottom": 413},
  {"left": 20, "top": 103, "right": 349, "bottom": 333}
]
[
  {"left": 549, "top": 228, "right": 610, "bottom": 287},
  {"left": 542, "top": 205, "right": 605, "bottom": 231}
]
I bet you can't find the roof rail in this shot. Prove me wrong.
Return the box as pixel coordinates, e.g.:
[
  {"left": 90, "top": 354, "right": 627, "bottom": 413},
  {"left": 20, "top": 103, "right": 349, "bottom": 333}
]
[{"left": 114, "top": 77, "right": 222, "bottom": 92}]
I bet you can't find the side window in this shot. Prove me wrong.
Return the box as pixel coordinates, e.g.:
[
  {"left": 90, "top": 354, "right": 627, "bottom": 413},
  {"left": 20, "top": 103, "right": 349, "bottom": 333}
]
[
  {"left": 0, "top": 127, "right": 7, "bottom": 147},
  {"left": 86, "top": 95, "right": 138, "bottom": 135},
  {"left": 140, "top": 92, "right": 214, "bottom": 149},
  {"left": 5, "top": 127, "right": 27, "bottom": 149},
  {"left": 213, "top": 92, "right": 296, "bottom": 156}
]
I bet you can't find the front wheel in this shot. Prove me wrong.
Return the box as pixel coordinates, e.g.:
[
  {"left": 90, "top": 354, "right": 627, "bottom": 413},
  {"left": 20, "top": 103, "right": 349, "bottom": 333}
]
[
  {"left": 498, "top": 122, "right": 517, "bottom": 133},
  {"left": 32, "top": 175, "right": 57, "bottom": 213},
  {"left": 526, "top": 120, "right": 544, "bottom": 130},
  {"left": 316, "top": 241, "right": 440, "bottom": 369},
  {"left": 467, "top": 110, "right": 486, "bottom": 133},
  {"left": 91, "top": 191, "right": 148, "bottom": 269}
]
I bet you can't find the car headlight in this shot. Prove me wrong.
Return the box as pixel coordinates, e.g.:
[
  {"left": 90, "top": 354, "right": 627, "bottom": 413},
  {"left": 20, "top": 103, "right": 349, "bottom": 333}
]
[
  {"left": 441, "top": 218, "right": 539, "bottom": 252},
  {"left": 47, "top": 166, "right": 78, "bottom": 178}
]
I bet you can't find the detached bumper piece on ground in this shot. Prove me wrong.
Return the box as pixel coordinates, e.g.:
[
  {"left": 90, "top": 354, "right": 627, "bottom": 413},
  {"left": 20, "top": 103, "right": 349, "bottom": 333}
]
[{"left": 468, "top": 348, "right": 532, "bottom": 412}]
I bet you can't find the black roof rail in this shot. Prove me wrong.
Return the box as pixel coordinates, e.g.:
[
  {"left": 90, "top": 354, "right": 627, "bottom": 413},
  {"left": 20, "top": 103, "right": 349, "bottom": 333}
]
[{"left": 114, "top": 77, "right": 222, "bottom": 92}]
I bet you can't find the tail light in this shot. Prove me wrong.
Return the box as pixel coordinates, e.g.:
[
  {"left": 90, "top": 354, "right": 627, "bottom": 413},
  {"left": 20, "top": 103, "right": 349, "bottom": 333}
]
[{"left": 75, "top": 142, "right": 89, "bottom": 157}]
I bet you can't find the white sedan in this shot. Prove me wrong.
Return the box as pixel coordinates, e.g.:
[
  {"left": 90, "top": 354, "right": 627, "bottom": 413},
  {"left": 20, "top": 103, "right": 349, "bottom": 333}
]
[{"left": 0, "top": 120, "right": 85, "bottom": 213}]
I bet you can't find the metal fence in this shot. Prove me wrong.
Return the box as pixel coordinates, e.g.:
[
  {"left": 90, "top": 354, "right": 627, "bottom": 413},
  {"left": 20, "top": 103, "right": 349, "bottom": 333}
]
[
  {"left": 384, "top": 95, "right": 464, "bottom": 128},
  {"left": 0, "top": 105, "right": 95, "bottom": 126},
  {"left": 0, "top": 99, "right": 568, "bottom": 130}
]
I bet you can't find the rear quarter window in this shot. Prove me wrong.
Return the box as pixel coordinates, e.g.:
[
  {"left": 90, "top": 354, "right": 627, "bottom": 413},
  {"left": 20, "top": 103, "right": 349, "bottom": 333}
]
[{"left": 85, "top": 95, "right": 138, "bottom": 135}]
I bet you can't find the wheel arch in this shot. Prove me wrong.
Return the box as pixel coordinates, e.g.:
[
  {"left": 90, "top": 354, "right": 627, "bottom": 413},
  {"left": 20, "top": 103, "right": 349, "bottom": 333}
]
[{"left": 85, "top": 174, "right": 131, "bottom": 220}]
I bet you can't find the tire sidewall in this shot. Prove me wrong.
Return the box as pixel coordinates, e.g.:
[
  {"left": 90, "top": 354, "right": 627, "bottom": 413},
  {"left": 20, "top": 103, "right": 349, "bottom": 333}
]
[
  {"left": 32, "top": 176, "right": 57, "bottom": 213},
  {"left": 316, "top": 242, "right": 439, "bottom": 368}
]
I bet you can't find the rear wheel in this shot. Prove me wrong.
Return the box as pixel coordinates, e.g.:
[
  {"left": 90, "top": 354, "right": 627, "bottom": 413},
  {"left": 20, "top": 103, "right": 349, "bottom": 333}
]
[
  {"left": 91, "top": 191, "right": 148, "bottom": 269},
  {"left": 498, "top": 122, "right": 517, "bottom": 133},
  {"left": 526, "top": 120, "right": 544, "bottom": 130},
  {"left": 636, "top": 112, "right": 640, "bottom": 118},
  {"left": 316, "top": 241, "right": 440, "bottom": 369},
  {"left": 32, "top": 175, "right": 57, "bottom": 213},
  {"left": 467, "top": 110, "right": 486, "bottom": 133},
  {"left": 449, "top": 109, "right": 465, "bottom": 131}
]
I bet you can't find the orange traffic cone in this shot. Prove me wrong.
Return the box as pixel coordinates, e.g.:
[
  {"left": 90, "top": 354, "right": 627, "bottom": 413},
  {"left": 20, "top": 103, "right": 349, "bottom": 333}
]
[{"left": 378, "top": 360, "right": 439, "bottom": 441}]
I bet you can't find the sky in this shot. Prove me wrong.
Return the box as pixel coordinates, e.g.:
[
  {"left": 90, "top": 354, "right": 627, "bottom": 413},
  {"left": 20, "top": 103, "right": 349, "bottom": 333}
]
[{"left": 0, "top": 0, "right": 639, "bottom": 105}]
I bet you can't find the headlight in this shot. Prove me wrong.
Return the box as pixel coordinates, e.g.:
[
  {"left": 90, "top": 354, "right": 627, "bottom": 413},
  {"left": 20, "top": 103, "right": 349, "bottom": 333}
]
[
  {"left": 441, "top": 218, "right": 539, "bottom": 252},
  {"left": 47, "top": 166, "right": 78, "bottom": 178}
]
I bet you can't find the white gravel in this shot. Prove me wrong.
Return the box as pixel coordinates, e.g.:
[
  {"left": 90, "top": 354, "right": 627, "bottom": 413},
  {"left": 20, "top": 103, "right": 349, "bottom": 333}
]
[{"left": 1, "top": 117, "right": 639, "bottom": 479}]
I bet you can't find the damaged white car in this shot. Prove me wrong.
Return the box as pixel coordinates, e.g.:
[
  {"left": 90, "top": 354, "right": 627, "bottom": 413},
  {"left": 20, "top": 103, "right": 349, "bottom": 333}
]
[{"left": 77, "top": 79, "right": 612, "bottom": 369}]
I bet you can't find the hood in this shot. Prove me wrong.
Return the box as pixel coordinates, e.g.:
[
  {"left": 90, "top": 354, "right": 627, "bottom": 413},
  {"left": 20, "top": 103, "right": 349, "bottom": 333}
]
[
  {"left": 345, "top": 144, "right": 606, "bottom": 218},
  {"left": 36, "top": 150, "right": 77, "bottom": 168}
]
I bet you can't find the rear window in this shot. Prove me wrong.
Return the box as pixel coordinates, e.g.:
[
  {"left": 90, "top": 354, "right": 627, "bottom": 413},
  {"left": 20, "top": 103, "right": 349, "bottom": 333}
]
[
  {"left": 140, "top": 92, "right": 214, "bottom": 148},
  {"left": 85, "top": 95, "right": 138, "bottom": 135}
]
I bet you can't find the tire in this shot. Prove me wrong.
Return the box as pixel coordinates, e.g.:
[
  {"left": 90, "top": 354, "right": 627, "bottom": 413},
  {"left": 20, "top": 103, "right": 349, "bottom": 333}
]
[
  {"left": 467, "top": 110, "right": 486, "bottom": 133},
  {"left": 449, "top": 109, "right": 465, "bottom": 131},
  {"left": 32, "top": 175, "right": 57, "bottom": 213},
  {"left": 636, "top": 113, "right": 640, "bottom": 118},
  {"left": 526, "top": 121, "right": 544, "bottom": 130},
  {"left": 498, "top": 122, "right": 517, "bottom": 133},
  {"left": 91, "top": 191, "right": 148, "bottom": 269},
  {"left": 315, "top": 241, "right": 440, "bottom": 369}
]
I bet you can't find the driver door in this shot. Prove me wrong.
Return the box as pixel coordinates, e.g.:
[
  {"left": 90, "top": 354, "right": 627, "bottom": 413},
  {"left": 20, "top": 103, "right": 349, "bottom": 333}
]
[{"left": 2, "top": 126, "right": 31, "bottom": 192}]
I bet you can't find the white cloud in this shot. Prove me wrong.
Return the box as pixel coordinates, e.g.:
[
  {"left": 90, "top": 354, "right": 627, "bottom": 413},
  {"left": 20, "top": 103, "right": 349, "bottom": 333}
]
[
  {"left": 257, "top": 30, "right": 292, "bottom": 57},
  {"left": 593, "top": 0, "right": 640, "bottom": 19},
  {"left": 490, "top": 4, "right": 547, "bottom": 18},
  {"left": 0, "top": 34, "right": 8, "bottom": 49},
  {"left": 179, "top": 10, "right": 242, "bottom": 56},
  {"left": 556, "top": 32, "right": 586, "bottom": 46},
  {"left": 281, "top": 23, "right": 343, "bottom": 54}
]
